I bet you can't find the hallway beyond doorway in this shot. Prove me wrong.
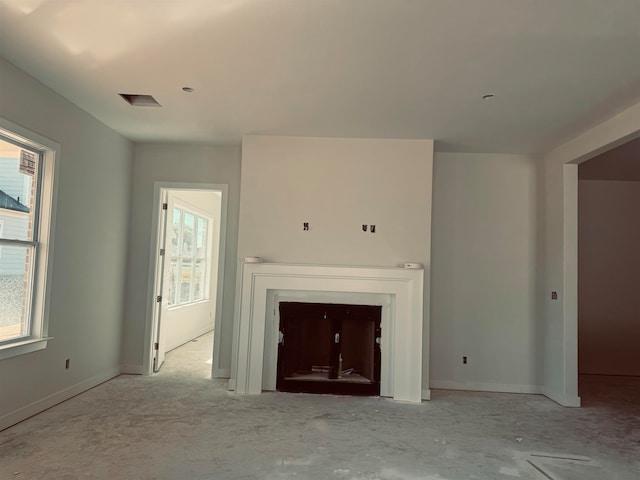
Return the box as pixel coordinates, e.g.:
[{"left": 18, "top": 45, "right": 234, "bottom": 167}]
[{"left": 158, "top": 330, "right": 214, "bottom": 379}]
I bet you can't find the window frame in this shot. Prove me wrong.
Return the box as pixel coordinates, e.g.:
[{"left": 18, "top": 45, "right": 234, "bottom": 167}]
[{"left": 0, "top": 118, "right": 59, "bottom": 360}]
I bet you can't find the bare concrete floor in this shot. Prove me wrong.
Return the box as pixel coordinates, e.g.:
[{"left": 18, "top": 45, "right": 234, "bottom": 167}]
[{"left": 1, "top": 335, "right": 638, "bottom": 479}]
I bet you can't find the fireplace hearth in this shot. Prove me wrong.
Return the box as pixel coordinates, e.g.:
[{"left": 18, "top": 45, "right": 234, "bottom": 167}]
[{"left": 277, "top": 302, "right": 381, "bottom": 396}]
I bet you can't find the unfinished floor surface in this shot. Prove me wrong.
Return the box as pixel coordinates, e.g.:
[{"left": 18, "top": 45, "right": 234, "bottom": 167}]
[{"left": 1, "top": 335, "right": 638, "bottom": 480}]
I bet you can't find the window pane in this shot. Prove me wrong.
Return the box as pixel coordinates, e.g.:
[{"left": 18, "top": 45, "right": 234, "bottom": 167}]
[
  {"left": 193, "top": 260, "right": 204, "bottom": 301},
  {"left": 0, "top": 244, "right": 33, "bottom": 342},
  {"left": 167, "top": 259, "right": 178, "bottom": 306},
  {"left": 196, "top": 217, "right": 207, "bottom": 258},
  {"left": 170, "top": 208, "right": 181, "bottom": 257},
  {"left": 180, "top": 259, "right": 193, "bottom": 303},
  {"left": 183, "top": 212, "right": 194, "bottom": 257},
  {"left": 0, "top": 141, "right": 38, "bottom": 241}
]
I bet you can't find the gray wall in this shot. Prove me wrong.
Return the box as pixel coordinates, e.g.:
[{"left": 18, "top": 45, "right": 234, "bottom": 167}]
[
  {"left": 578, "top": 180, "right": 640, "bottom": 376},
  {"left": 579, "top": 137, "right": 640, "bottom": 181},
  {"left": 238, "top": 136, "right": 434, "bottom": 267},
  {"left": 121, "top": 143, "right": 241, "bottom": 375},
  {"left": 0, "top": 57, "right": 133, "bottom": 427},
  {"left": 431, "top": 153, "right": 541, "bottom": 392}
]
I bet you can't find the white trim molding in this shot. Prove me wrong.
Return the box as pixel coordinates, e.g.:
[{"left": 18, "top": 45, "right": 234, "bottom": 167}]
[
  {"left": 542, "top": 387, "right": 582, "bottom": 407},
  {"left": 232, "top": 262, "right": 426, "bottom": 403},
  {"left": 431, "top": 380, "right": 544, "bottom": 396}
]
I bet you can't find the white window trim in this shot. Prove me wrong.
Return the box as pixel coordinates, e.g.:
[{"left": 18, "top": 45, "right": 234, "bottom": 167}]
[{"left": 0, "top": 117, "right": 59, "bottom": 361}]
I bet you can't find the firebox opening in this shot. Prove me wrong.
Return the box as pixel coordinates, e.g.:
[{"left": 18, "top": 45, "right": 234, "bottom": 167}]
[{"left": 277, "top": 302, "right": 381, "bottom": 396}]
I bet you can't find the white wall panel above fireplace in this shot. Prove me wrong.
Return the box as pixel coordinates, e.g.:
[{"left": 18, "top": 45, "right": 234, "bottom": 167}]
[{"left": 238, "top": 135, "right": 433, "bottom": 268}]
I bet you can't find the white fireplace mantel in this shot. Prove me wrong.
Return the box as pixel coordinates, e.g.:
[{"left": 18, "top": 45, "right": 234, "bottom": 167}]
[{"left": 231, "top": 262, "right": 427, "bottom": 403}]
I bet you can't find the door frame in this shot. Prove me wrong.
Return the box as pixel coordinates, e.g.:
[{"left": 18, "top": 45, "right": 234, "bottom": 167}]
[
  {"left": 542, "top": 103, "right": 640, "bottom": 406},
  {"left": 143, "top": 182, "right": 229, "bottom": 376}
]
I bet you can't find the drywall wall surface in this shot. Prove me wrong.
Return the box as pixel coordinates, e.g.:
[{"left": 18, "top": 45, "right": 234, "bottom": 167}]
[
  {"left": 542, "top": 98, "right": 640, "bottom": 406},
  {"left": 0, "top": 58, "right": 132, "bottom": 426},
  {"left": 430, "top": 152, "right": 540, "bottom": 393},
  {"left": 579, "top": 137, "right": 640, "bottom": 181},
  {"left": 541, "top": 159, "right": 578, "bottom": 405},
  {"left": 122, "top": 143, "right": 241, "bottom": 374},
  {"left": 578, "top": 180, "right": 640, "bottom": 375},
  {"left": 163, "top": 190, "right": 221, "bottom": 351},
  {"left": 237, "top": 135, "right": 433, "bottom": 389},
  {"left": 238, "top": 136, "right": 433, "bottom": 266}
]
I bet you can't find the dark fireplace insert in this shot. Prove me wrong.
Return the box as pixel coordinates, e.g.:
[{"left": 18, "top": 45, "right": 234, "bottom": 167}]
[{"left": 277, "top": 302, "right": 382, "bottom": 396}]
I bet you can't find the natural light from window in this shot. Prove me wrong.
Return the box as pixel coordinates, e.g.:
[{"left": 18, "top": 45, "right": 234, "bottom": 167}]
[
  {"left": 0, "top": 119, "right": 57, "bottom": 360},
  {"left": 0, "top": 138, "right": 38, "bottom": 342},
  {"left": 168, "top": 206, "right": 210, "bottom": 307}
]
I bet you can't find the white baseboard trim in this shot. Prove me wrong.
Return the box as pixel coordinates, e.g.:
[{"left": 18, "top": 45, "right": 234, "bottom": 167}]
[
  {"left": 0, "top": 366, "right": 121, "bottom": 432},
  {"left": 542, "top": 388, "right": 581, "bottom": 407},
  {"left": 430, "top": 380, "right": 543, "bottom": 395},
  {"left": 421, "top": 389, "right": 431, "bottom": 401},
  {"left": 121, "top": 364, "right": 144, "bottom": 375},
  {"left": 212, "top": 367, "right": 230, "bottom": 379}
]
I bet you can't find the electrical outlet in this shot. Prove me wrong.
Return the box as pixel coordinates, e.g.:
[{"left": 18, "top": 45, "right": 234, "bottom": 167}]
[
  {"left": 551, "top": 291, "right": 558, "bottom": 300},
  {"left": 463, "top": 356, "right": 467, "bottom": 365},
  {"left": 65, "top": 358, "right": 70, "bottom": 370},
  {"left": 362, "top": 224, "right": 367, "bottom": 232},
  {"left": 370, "top": 225, "right": 376, "bottom": 233}
]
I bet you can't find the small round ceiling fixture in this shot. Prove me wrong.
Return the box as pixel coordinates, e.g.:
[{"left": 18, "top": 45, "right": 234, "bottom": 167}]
[
  {"left": 482, "top": 93, "right": 495, "bottom": 100},
  {"left": 182, "top": 86, "right": 195, "bottom": 93}
]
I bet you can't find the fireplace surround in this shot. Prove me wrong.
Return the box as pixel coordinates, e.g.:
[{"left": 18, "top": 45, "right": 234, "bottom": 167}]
[{"left": 231, "top": 262, "right": 427, "bottom": 403}]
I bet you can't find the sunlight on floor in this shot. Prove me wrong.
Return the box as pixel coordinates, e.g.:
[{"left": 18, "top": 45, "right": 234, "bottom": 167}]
[{"left": 158, "top": 330, "right": 214, "bottom": 378}]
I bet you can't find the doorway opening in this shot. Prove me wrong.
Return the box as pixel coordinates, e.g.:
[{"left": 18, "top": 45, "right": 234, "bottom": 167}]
[
  {"left": 146, "top": 184, "right": 228, "bottom": 377},
  {"left": 577, "top": 137, "right": 640, "bottom": 403}
]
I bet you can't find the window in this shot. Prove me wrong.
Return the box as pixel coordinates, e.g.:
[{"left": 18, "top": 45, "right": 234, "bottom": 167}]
[
  {"left": 167, "top": 205, "right": 210, "bottom": 307},
  {"left": 0, "top": 119, "right": 58, "bottom": 360}
]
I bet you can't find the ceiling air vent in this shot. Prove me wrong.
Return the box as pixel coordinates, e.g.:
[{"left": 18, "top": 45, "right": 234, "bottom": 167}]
[{"left": 119, "top": 93, "right": 162, "bottom": 107}]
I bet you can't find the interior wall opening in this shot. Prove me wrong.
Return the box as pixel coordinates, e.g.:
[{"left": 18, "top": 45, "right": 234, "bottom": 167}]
[
  {"left": 577, "top": 137, "right": 640, "bottom": 402},
  {"left": 148, "top": 186, "right": 225, "bottom": 378}
]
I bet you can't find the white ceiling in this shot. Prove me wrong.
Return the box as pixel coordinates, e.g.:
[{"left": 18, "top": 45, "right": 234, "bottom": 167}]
[{"left": 2, "top": 0, "right": 640, "bottom": 153}]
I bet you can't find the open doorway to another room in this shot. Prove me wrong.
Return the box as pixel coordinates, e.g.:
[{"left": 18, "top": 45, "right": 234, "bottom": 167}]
[
  {"left": 577, "top": 137, "right": 640, "bottom": 406},
  {"left": 151, "top": 187, "right": 225, "bottom": 378}
]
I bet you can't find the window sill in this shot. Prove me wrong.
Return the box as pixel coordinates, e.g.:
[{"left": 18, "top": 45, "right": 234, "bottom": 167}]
[
  {"left": 167, "top": 299, "right": 210, "bottom": 311},
  {"left": 0, "top": 337, "right": 52, "bottom": 361}
]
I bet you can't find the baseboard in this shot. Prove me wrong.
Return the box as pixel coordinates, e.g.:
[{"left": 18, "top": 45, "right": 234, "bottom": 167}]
[
  {"left": 542, "top": 388, "right": 581, "bottom": 407},
  {"left": 121, "top": 364, "right": 144, "bottom": 375},
  {"left": 430, "top": 380, "right": 543, "bottom": 395},
  {"left": 212, "top": 367, "right": 230, "bottom": 379},
  {"left": 0, "top": 366, "right": 121, "bottom": 432}
]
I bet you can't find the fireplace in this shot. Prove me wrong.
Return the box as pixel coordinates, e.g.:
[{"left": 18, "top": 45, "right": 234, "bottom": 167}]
[
  {"left": 231, "top": 262, "right": 428, "bottom": 403},
  {"left": 277, "top": 302, "right": 382, "bottom": 395}
]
